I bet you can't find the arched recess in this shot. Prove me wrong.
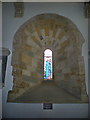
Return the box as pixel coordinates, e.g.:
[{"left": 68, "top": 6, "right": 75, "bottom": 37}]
[{"left": 8, "top": 13, "right": 88, "bottom": 103}]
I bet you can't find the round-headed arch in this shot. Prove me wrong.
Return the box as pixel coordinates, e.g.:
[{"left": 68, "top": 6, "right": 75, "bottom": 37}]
[{"left": 7, "top": 13, "right": 88, "bottom": 103}]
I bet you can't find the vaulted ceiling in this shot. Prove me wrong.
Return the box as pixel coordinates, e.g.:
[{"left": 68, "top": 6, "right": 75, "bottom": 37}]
[{"left": 13, "top": 2, "right": 90, "bottom": 56}]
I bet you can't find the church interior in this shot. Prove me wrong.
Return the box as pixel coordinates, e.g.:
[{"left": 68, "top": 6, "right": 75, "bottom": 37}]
[{"left": 0, "top": 1, "right": 90, "bottom": 119}]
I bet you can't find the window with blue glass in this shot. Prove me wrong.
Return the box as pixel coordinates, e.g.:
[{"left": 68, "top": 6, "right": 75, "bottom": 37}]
[{"left": 44, "top": 49, "right": 53, "bottom": 80}]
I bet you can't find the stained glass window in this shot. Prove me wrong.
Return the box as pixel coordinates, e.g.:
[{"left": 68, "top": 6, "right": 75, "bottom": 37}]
[{"left": 44, "top": 49, "right": 52, "bottom": 80}]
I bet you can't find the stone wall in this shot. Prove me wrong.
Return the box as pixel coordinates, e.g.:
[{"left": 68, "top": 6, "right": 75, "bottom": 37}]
[{"left": 8, "top": 13, "right": 88, "bottom": 103}]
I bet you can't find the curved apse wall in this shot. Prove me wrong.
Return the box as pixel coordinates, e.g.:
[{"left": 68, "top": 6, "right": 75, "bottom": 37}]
[{"left": 7, "top": 13, "right": 88, "bottom": 103}]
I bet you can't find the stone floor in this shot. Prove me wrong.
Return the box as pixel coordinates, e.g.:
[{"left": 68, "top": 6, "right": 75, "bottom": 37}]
[{"left": 13, "top": 81, "right": 83, "bottom": 103}]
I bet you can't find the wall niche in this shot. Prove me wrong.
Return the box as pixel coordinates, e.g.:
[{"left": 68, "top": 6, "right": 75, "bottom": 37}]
[{"left": 7, "top": 13, "right": 88, "bottom": 103}]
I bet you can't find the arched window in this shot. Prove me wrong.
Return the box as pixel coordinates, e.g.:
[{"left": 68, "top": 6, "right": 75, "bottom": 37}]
[{"left": 44, "top": 49, "right": 53, "bottom": 80}]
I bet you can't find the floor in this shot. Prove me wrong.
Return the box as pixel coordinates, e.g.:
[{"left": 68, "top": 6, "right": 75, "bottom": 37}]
[{"left": 14, "top": 81, "right": 82, "bottom": 103}]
